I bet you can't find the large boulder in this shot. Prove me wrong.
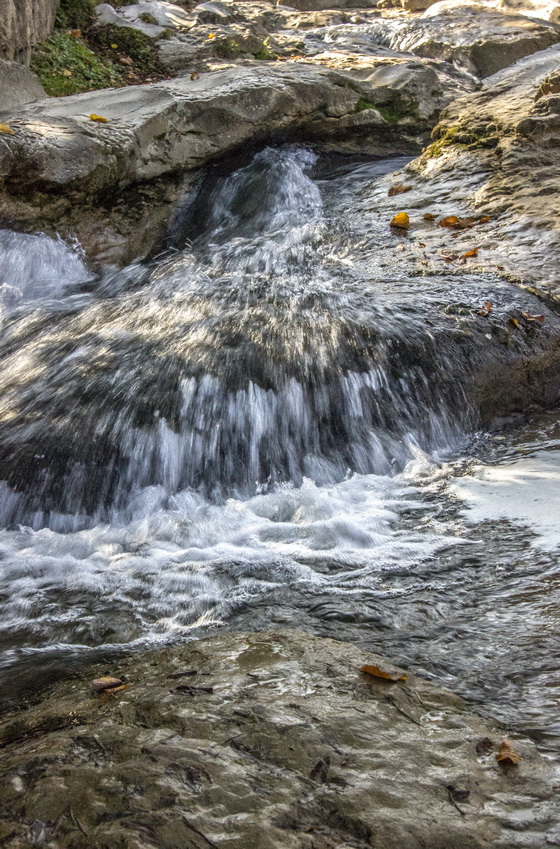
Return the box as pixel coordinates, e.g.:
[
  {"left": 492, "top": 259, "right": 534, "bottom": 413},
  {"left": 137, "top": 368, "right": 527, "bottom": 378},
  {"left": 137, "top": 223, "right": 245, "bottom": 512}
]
[
  {"left": 0, "top": 59, "right": 46, "bottom": 114},
  {"left": 0, "top": 630, "right": 558, "bottom": 848},
  {"left": 497, "top": 0, "right": 560, "bottom": 22},
  {"left": 0, "top": 0, "right": 59, "bottom": 65},
  {"left": 0, "top": 63, "right": 416, "bottom": 258},
  {"left": 358, "top": 5, "right": 560, "bottom": 77},
  {"left": 388, "top": 44, "right": 560, "bottom": 295}
]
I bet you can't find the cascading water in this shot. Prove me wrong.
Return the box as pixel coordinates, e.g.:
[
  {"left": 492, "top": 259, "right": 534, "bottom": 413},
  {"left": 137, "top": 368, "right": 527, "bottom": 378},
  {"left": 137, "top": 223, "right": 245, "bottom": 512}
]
[{"left": 0, "top": 146, "right": 559, "bottom": 754}]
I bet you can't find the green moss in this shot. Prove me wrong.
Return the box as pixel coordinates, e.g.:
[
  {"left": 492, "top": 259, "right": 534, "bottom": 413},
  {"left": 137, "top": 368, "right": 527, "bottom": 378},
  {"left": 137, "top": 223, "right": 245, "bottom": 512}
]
[
  {"left": 423, "top": 124, "right": 498, "bottom": 159},
  {"left": 89, "top": 25, "right": 163, "bottom": 75},
  {"left": 30, "top": 31, "right": 124, "bottom": 96},
  {"left": 214, "top": 38, "right": 243, "bottom": 59},
  {"left": 354, "top": 99, "right": 377, "bottom": 113},
  {"left": 139, "top": 12, "right": 159, "bottom": 25},
  {"left": 55, "top": 0, "right": 97, "bottom": 31},
  {"left": 253, "top": 37, "right": 277, "bottom": 61}
]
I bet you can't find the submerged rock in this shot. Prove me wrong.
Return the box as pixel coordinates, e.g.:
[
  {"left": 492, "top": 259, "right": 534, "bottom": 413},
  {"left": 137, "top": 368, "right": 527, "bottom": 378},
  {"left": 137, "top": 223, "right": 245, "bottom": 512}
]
[{"left": 0, "top": 630, "right": 558, "bottom": 848}]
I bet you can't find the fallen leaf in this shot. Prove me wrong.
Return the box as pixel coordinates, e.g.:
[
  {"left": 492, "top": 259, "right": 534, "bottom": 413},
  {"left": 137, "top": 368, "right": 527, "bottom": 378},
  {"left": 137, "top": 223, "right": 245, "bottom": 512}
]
[
  {"left": 172, "top": 684, "right": 214, "bottom": 696},
  {"left": 390, "top": 212, "right": 410, "bottom": 230},
  {"left": 496, "top": 265, "right": 505, "bottom": 271},
  {"left": 418, "top": 242, "right": 426, "bottom": 247},
  {"left": 360, "top": 663, "right": 407, "bottom": 682},
  {"left": 521, "top": 311, "right": 545, "bottom": 323},
  {"left": 0, "top": 123, "right": 15, "bottom": 135},
  {"left": 423, "top": 212, "right": 436, "bottom": 221},
  {"left": 509, "top": 316, "right": 520, "bottom": 329},
  {"left": 438, "top": 215, "right": 461, "bottom": 229},
  {"left": 92, "top": 676, "right": 126, "bottom": 693},
  {"left": 496, "top": 740, "right": 521, "bottom": 765},
  {"left": 207, "top": 33, "right": 216, "bottom": 38},
  {"left": 67, "top": 29, "right": 82, "bottom": 37},
  {"left": 479, "top": 215, "right": 491, "bottom": 224},
  {"left": 190, "top": 71, "right": 200, "bottom": 80},
  {"left": 388, "top": 184, "right": 412, "bottom": 197},
  {"left": 88, "top": 114, "right": 108, "bottom": 123},
  {"left": 62, "top": 68, "right": 73, "bottom": 77},
  {"left": 463, "top": 248, "right": 479, "bottom": 259},
  {"left": 476, "top": 300, "right": 492, "bottom": 316},
  {"left": 167, "top": 669, "right": 198, "bottom": 679},
  {"left": 110, "top": 43, "right": 119, "bottom": 48}
]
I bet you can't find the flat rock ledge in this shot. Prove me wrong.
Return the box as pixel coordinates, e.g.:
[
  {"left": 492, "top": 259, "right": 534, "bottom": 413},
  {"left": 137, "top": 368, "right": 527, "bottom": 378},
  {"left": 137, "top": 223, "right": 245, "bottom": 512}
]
[{"left": 1, "top": 630, "right": 559, "bottom": 848}]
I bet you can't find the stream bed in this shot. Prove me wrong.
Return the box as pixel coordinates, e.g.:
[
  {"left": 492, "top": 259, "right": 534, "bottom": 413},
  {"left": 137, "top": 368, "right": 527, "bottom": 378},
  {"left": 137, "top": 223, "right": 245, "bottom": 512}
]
[{"left": 0, "top": 147, "right": 558, "bottom": 756}]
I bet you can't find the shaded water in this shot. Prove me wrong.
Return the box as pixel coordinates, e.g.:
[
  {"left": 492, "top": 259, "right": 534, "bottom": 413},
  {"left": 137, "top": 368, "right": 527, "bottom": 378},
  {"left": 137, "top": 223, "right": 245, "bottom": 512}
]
[{"left": 0, "top": 147, "right": 558, "bottom": 753}]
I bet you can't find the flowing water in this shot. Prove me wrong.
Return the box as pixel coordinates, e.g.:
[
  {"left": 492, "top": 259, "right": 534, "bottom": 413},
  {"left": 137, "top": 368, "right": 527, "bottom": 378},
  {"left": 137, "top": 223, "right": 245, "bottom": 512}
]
[{"left": 0, "top": 147, "right": 559, "bottom": 754}]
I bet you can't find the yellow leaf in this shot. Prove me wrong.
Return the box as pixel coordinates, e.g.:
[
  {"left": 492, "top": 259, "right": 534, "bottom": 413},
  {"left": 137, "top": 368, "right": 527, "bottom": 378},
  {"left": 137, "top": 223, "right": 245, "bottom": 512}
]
[
  {"left": 111, "top": 43, "right": 119, "bottom": 48},
  {"left": 463, "top": 248, "right": 479, "bottom": 258},
  {"left": 496, "top": 740, "right": 521, "bottom": 765},
  {"left": 62, "top": 69, "right": 73, "bottom": 77},
  {"left": 0, "top": 123, "right": 15, "bottom": 135},
  {"left": 390, "top": 212, "right": 410, "bottom": 230},
  {"left": 207, "top": 33, "right": 216, "bottom": 38},
  {"left": 360, "top": 663, "right": 407, "bottom": 682},
  {"left": 89, "top": 114, "right": 108, "bottom": 123},
  {"left": 509, "top": 316, "right": 520, "bottom": 329},
  {"left": 388, "top": 184, "right": 412, "bottom": 197},
  {"left": 521, "top": 311, "right": 545, "bottom": 323}
]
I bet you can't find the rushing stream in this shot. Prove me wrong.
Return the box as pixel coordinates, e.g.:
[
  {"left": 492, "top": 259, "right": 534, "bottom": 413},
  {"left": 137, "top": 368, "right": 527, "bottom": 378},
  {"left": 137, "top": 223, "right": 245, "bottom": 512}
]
[{"left": 0, "top": 147, "right": 559, "bottom": 754}]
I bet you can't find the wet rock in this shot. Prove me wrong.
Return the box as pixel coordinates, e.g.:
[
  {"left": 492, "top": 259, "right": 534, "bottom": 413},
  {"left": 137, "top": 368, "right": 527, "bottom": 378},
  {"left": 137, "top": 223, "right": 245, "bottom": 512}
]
[
  {"left": 368, "top": 5, "right": 560, "bottom": 77},
  {"left": 0, "top": 59, "right": 46, "bottom": 114},
  {"left": 0, "top": 63, "right": 416, "bottom": 244},
  {"left": 94, "top": 2, "right": 169, "bottom": 37},
  {"left": 0, "top": 630, "right": 558, "bottom": 849},
  {"left": 402, "top": 44, "right": 560, "bottom": 295}
]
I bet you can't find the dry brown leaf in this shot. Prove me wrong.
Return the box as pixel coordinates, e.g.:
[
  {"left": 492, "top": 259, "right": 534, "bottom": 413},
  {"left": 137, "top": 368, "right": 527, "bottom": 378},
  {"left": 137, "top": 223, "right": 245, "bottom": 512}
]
[
  {"left": 496, "top": 740, "right": 521, "bottom": 765},
  {"left": 92, "top": 676, "right": 125, "bottom": 693},
  {"left": 360, "top": 663, "right": 407, "bottom": 682},
  {"left": 62, "top": 69, "right": 73, "bottom": 77},
  {"left": 390, "top": 212, "right": 410, "bottom": 230},
  {"left": 463, "top": 248, "right": 479, "bottom": 259},
  {"left": 89, "top": 114, "right": 108, "bottom": 123},
  {"left": 423, "top": 212, "right": 436, "bottom": 221},
  {"left": 388, "top": 184, "right": 412, "bottom": 197},
  {"left": 190, "top": 71, "right": 200, "bottom": 80},
  {"left": 438, "top": 215, "right": 461, "bottom": 229},
  {"left": 476, "top": 300, "right": 492, "bottom": 316},
  {"left": 478, "top": 215, "right": 491, "bottom": 224},
  {"left": 521, "top": 311, "right": 545, "bottom": 323},
  {"left": 0, "top": 123, "right": 15, "bottom": 135}
]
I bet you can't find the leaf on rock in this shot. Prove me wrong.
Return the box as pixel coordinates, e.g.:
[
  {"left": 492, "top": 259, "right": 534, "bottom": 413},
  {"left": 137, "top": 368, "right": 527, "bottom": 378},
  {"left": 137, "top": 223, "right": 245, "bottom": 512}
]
[
  {"left": 476, "top": 301, "right": 492, "bottom": 316},
  {"left": 438, "top": 215, "right": 461, "bottom": 229},
  {"left": 509, "top": 316, "right": 520, "bottom": 329},
  {"left": 190, "top": 71, "right": 200, "bottom": 80},
  {"left": 92, "top": 676, "right": 128, "bottom": 694},
  {"left": 521, "top": 311, "right": 545, "bottom": 323},
  {"left": 207, "top": 33, "right": 216, "bottom": 38},
  {"left": 390, "top": 212, "right": 410, "bottom": 230},
  {"left": 496, "top": 740, "right": 521, "bottom": 765},
  {"left": 478, "top": 215, "right": 491, "bottom": 224},
  {"left": 89, "top": 114, "right": 108, "bottom": 123},
  {"left": 172, "top": 684, "right": 214, "bottom": 696},
  {"left": 360, "top": 663, "right": 407, "bottom": 682},
  {"left": 463, "top": 248, "right": 479, "bottom": 259},
  {"left": 388, "top": 184, "right": 412, "bottom": 197},
  {"left": 0, "top": 124, "right": 15, "bottom": 135},
  {"left": 423, "top": 212, "right": 436, "bottom": 221}
]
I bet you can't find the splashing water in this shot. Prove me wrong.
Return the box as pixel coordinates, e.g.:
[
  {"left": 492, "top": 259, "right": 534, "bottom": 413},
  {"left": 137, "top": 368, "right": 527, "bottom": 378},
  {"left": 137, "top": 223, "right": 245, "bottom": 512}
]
[{"left": 0, "top": 147, "right": 559, "bottom": 755}]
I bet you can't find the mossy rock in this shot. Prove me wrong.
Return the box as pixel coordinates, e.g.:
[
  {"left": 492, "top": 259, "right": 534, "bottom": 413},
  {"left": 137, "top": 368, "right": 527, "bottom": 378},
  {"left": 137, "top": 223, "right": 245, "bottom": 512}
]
[
  {"left": 90, "top": 25, "right": 163, "bottom": 76},
  {"left": 30, "top": 31, "right": 124, "bottom": 96},
  {"left": 55, "top": 0, "right": 98, "bottom": 31}
]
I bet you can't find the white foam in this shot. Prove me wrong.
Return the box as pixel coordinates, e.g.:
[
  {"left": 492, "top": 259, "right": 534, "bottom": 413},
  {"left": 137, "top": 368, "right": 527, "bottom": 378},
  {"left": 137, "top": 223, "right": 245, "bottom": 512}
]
[{"left": 450, "top": 450, "right": 560, "bottom": 551}]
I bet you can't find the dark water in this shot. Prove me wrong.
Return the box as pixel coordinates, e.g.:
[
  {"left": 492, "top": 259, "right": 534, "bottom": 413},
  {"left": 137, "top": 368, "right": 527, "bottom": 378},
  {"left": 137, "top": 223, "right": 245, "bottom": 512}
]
[{"left": 0, "top": 147, "right": 558, "bottom": 755}]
